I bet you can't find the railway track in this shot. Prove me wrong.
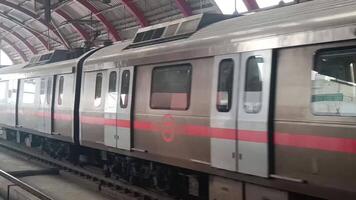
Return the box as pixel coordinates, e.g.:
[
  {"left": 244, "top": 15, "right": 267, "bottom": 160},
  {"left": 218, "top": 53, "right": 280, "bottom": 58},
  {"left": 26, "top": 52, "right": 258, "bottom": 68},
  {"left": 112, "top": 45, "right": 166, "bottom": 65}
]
[{"left": 0, "top": 139, "right": 174, "bottom": 200}]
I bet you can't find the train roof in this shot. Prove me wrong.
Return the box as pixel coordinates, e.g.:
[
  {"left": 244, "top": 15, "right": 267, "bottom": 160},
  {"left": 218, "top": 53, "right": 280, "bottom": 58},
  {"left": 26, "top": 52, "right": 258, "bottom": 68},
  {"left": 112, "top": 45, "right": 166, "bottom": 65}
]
[
  {"left": 85, "top": 0, "right": 356, "bottom": 68},
  {"left": 0, "top": 49, "right": 98, "bottom": 81},
  {"left": 190, "top": 0, "right": 356, "bottom": 42}
]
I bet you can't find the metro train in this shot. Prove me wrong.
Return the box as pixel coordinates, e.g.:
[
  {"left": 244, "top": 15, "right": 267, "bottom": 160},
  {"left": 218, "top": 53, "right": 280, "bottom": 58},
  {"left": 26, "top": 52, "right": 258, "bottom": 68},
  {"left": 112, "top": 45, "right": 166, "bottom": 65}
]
[{"left": 1, "top": 0, "right": 356, "bottom": 199}]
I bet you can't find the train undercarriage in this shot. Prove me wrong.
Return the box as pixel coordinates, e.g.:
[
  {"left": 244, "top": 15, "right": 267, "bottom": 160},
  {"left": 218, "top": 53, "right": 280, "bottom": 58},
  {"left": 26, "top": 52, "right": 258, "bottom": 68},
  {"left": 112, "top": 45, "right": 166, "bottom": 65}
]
[
  {"left": 1, "top": 128, "right": 332, "bottom": 200},
  {"left": 2, "top": 128, "right": 209, "bottom": 200}
]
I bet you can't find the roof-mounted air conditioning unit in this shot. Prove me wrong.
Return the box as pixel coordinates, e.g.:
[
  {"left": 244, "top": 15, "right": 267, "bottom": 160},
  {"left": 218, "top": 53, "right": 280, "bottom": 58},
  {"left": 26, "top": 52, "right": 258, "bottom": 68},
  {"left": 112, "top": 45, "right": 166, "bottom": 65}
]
[{"left": 126, "top": 13, "right": 234, "bottom": 49}]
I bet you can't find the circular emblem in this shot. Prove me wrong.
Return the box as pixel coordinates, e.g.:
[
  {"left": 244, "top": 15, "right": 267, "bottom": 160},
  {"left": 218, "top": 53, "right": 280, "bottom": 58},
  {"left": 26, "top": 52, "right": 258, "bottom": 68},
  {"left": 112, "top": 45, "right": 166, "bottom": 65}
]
[{"left": 160, "top": 114, "right": 175, "bottom": 143}]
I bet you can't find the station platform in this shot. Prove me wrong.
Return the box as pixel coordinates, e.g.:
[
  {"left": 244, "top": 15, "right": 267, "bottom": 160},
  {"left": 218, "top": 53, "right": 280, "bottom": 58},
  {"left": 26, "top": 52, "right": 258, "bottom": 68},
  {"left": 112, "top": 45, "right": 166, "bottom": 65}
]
[{"left": 0, "top": 147, "right": 117, "bottom": 200}]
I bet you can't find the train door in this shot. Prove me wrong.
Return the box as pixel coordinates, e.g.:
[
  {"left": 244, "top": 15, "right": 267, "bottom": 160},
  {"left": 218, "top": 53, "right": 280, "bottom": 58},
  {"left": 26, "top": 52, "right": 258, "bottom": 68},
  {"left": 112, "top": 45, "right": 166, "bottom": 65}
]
[
  {"left": 53, "top": 73, "right": 75, "bottom": 140},
  {"left": 39, "top": 77, "right": 53, "bottom": 134},
  {"left": 18, "top": 78, "right": 38, "bottom": 131},
  {"left": 237, "top": 50, "right": 272, "bottom": 177},
  {"left": 210, "top": 54, "right": 240, "bottom": 171},
  {"left": 116, "top": 66, "right": 134, "bottom": 150},
  {"left": 104, "top": 69, "right": 119, "bottom": 148}
]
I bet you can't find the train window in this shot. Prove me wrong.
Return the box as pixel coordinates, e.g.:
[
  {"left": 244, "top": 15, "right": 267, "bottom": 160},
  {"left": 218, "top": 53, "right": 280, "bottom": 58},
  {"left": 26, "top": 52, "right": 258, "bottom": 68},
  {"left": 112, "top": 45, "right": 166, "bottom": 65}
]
[
  {"left": 150, "top": 64, "right": 192, "bottom": 110},
  {"left": 108, "top": 71, "right": 117, "bottom": 93},
  {"left": 46, "top": 78, "right": 52, "bottom": 105},
  {"left": 120, "top": 70, "right": 130, "bottom": 108},
  {"left": 40, "top": 78, "right": 46, "bottom": 95},
  {"left": 58, "top": 76, "right": 64, "bottom": 105},
  {"left": 244, "top": 56, "right": 264, "bottom": 114},
  {"left": 7, "top": 80, "right": 16, "bottom": 102},
  {"left": 23, "top": 79, "right": 36, "bottom": 104},
  {"left": 312, "top": 48, "right": 356, "bottom": 116},
  {"left": 40, "top": 78, "right": 46, "bottom": 105},
  {"left": 94, "top": 73, "right": 103, "bottom": 107},
  {"left": 217, "top": 59, "right": 234, "bottom": 112},
  {"left": 0, "top": 81, "right": 7, "bottom": 102}
]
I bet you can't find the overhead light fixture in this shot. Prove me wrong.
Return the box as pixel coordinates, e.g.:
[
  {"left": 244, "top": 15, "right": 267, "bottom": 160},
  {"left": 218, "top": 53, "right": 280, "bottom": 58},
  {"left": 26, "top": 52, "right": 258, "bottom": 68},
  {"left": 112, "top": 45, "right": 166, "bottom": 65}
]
[
  {"left": 215, "top": 0, "right": 247, "bottom": 14},
  {"left": 215, "top": 0, "right": 295, "bottom": 14}
]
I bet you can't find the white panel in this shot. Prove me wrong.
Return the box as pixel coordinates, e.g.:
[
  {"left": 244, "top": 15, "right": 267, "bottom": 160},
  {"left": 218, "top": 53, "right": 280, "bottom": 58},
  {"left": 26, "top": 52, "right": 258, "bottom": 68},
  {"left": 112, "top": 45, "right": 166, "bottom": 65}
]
[
  {"left": 210, "top": 54, "right": 240, "bottom": 171},
  {"left": 38, "top": 76, "right": 52, "bottom": 134},
  {"left": 104, "top": 69, "right": 119, "bottom": 148},
  {"left": 238, "top": 141, "right": 268, "bottom": 177},
  {"left": 44, "top": 77, "right": 53, "bottom": 134},
  {"left": 105, "top": 124, "right": 117, "bottom": 147},
  {"left": 116, "top": 66, "right": 134, "bottom": 150},
  {"left": 237, "top": 50, "right": 272, "bottom": 177}
]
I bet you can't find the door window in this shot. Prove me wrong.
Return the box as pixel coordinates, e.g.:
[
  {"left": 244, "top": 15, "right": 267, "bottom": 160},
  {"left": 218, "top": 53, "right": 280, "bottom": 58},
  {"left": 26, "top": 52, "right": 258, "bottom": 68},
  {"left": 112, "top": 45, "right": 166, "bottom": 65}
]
[
  {"left": 244, "top": 56, "right": 264, "bottom": 113},
  {"left": 46, "top": 78, "right": 52, "bottom": 105},
  {"left": 217, "top": 59, "right": 234, "bottom": 112},
  {"left": 23, "top": 79, "right": 36, "bottom": 104},
  {"left": 94, "top": 73, "right": 103, "bottom": 107},
  {"left": 58, "top": 76, "right": 64, "bottom": 105},
  {"left": 120, "top": 70, "right": 130, "bottom": 108},
  {"left": 108, "top": 71, "right": 117, "bottom": 93}
]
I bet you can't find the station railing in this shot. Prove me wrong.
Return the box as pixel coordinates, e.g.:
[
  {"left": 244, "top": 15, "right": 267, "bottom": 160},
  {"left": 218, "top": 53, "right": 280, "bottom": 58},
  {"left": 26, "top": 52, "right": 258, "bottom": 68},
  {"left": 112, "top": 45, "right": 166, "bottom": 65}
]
[{"left": 0, "top": 169, "right": 54, "bottom": 200}]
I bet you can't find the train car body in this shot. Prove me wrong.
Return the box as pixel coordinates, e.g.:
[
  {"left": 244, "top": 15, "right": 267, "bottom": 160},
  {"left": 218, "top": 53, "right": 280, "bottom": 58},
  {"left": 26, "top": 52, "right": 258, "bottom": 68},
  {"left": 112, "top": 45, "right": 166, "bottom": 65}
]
[
  {"left": 0, "top": 64, "right": 27, "bottom": 128},
  {"left": 81, "top": 0, "right": 356, "bottom": 198},
  {"left": 0, "top": 50, "right": 95, "bottom": 142},
  {"left": 1, "top": 0, "right": 356, "bottom": 199}
]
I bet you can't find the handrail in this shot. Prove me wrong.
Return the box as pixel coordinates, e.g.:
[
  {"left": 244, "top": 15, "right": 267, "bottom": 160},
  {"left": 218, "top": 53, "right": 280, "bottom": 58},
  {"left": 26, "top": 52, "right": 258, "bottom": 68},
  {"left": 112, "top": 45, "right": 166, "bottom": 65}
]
[{"left": 0, "top": 169, "right": 54, "bottom": 200}]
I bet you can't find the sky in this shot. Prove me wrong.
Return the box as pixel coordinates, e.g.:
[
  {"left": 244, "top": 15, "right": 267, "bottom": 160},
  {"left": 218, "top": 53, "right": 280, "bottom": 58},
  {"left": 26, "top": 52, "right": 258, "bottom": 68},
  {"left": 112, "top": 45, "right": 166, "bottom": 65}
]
[
  {"left": 0, "top": 50, "right": 13, "bottom": 65},
  {"left": 215, "top": 0, "right": 295, "bottom": 14}
]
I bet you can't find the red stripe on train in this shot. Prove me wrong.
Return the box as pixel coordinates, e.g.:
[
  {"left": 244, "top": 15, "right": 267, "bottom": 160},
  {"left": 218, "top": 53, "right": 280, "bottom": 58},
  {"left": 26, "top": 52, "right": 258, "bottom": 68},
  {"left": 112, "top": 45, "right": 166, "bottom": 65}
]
[
  {"left": 274, "top": 132, "right": 356, "bottom": 154},
  {"left": 109, "top": 119, "right": 356, "bottom": 154},
  {"left": 31, "top": 111, "right": 356, "bottom": 154},
  {"left": 183, "top": 125, "right": 267, "bottom": 143},
  {"left": 54, "top": 113, "right": 72, "bottom": 121},
  {"left": 80, "top": 116, "right": 131, "bottom": 128},
  {"left": 35, "top": 112, "right": 72, "bottom": 121}
]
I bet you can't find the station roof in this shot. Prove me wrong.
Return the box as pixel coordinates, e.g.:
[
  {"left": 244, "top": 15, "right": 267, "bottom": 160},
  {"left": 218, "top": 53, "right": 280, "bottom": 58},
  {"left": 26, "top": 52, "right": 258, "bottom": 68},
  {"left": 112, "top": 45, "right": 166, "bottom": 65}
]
[{"left": 0, "top": 0, "right": 298, "bottom": 64}]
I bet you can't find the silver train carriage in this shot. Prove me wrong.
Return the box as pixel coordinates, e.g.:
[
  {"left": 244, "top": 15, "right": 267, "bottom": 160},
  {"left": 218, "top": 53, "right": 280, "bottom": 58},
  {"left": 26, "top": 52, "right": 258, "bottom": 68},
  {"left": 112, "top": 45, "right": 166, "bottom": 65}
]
[{"left": 0, "top": 0, "right": 356, "bottom": 199}]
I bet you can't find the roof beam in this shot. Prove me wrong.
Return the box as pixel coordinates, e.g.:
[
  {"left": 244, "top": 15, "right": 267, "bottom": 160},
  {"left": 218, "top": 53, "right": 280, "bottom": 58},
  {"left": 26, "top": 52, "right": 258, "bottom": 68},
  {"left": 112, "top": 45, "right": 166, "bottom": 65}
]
[
  {"left": 56, "top": 9, "right": 90, "bottom": 41},
  {"left": 0, "top": 11, "right": 50, "bottom": 50},
  {"left": 175, "top": 0, "right": 193, "bottom": 17},
  {"left": 76, "top": 0, "right": 121, "bottom": 41},
  {"left": 0, "top": 24, "right": 38, "bottom": 54},
  {"left": 121, "top": 0, "right": 148, "bottom": 27},
  {"left": 0, "top": 0, "right": 70, "bottom": 49},
  {"left": 2, "top": 38, "right": 27, "bottom": 62},
  {"left": 243, "top": 0, "right": 259, "bottom": 10}
]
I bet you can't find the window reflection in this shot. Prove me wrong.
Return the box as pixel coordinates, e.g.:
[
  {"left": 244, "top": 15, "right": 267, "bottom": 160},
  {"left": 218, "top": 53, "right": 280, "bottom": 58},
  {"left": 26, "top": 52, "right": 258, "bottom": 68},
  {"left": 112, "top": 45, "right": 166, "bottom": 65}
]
[
  {"left": 58, "top": 76, "right": 64, "bottom": 105},
  {"left": 217, "top": 59, "right": 234, "bottom": 112},
  {"left": 244, "top": 56, "right": 264, "bottom": 113},
  {"left": 312, "top": 49, "right": 356, "bottom": 116},
  {"left": 23, "top": 79, "right": 36, "bottom": 104},
  {"left": 120, "top": 70, "right": 130, "bottom": 109},
  {"left": 94, "top": 73, "right": 103, "bottom": 107}
]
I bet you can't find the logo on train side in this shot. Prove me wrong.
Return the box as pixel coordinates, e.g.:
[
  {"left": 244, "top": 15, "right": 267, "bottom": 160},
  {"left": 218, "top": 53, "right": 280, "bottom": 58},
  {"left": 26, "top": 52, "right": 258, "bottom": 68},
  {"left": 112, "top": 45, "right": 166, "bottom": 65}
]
[{"left": 160, "top": 114, "right": 176, "bottom": 143}]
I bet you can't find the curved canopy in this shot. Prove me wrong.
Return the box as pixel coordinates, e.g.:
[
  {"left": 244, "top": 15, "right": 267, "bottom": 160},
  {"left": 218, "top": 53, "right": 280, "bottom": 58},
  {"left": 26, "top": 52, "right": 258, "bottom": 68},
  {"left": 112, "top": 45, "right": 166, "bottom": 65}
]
[{"left": 0, "top": 0, "right": 297, "bottom": 64}]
